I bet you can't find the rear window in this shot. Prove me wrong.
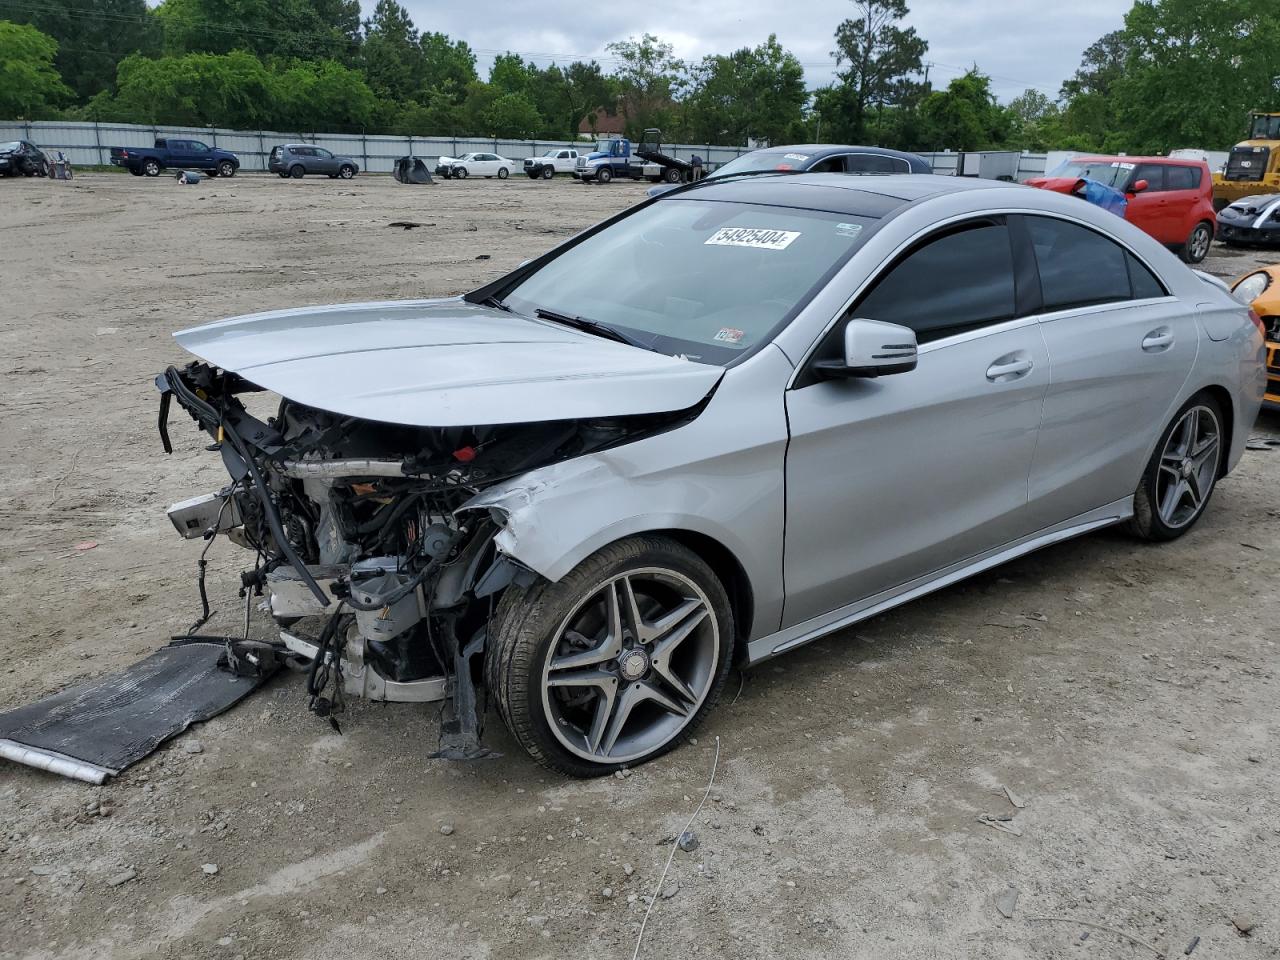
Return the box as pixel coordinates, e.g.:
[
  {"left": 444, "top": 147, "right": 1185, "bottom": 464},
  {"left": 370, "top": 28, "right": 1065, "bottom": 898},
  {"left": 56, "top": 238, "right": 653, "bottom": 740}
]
[{"left": 1165, "top": 165, "right": 1200, "bottom": 190}]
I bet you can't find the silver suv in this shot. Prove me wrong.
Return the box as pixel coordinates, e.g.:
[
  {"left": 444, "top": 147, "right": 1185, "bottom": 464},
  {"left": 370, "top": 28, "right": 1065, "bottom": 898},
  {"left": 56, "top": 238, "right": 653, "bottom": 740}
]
[{"left": 269, "top": 144, "right": 359, "bottom": 179}]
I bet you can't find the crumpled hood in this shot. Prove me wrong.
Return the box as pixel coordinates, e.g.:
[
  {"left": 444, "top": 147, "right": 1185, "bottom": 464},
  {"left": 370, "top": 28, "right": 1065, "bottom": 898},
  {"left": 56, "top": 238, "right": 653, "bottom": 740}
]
[
  {"left": 1023, "top": 176, "right": 1081, "bottom": 193},
  {"left": 173, "top": 298, "right": 722, "bottom": 427}
]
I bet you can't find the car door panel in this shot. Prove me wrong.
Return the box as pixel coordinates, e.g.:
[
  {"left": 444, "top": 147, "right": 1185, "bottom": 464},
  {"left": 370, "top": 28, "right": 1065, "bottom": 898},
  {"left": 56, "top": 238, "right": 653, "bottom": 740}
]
[
  {"left": 783, "top": 323, "right": 1049, "bottom": 626},
  {"left": 1126, "top": 164, "right": 1173, "bottom": 241}
]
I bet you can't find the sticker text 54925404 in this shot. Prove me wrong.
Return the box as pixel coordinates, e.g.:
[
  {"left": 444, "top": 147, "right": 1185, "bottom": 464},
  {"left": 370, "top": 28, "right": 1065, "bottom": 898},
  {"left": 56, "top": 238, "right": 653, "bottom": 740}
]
[{"left": 705, "top": 227, "right": 801, "bottom": 251}]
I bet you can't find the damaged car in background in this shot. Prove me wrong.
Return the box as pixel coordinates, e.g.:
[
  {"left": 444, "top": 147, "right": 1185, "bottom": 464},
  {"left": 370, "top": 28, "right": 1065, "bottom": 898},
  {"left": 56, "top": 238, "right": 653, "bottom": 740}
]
[{"left": 157, "top": 174, "right": 1264, "bottom": 776}]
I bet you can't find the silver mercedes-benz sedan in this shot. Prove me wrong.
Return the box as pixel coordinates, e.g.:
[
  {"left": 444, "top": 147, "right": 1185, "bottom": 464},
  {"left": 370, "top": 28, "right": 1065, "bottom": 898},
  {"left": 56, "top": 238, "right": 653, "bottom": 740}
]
[{"left": 157, "top": 174, "right": 1265, "bottom": 776}]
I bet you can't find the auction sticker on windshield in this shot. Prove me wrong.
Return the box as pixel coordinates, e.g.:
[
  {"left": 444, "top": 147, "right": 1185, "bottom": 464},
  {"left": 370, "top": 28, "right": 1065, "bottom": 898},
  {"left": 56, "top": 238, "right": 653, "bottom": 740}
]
[{"left": 705, "top": 227, "right": 801, "bottom": 251}]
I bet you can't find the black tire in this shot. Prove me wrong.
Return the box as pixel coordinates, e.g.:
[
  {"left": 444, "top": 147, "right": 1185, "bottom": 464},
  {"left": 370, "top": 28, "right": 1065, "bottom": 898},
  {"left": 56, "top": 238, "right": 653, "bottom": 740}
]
[
  {"left": 596, "top": 166, "right": 613, "bottom": 184},
  {"left": 527, "top": 170, "right": 539, "bottom": 179},
  {"left": 289, "top": 164, "right": 305, "bottom": 179},
  {"left": 453, "top": 166, "right": 468, "bottom": 179},
  {"left": 338, "top": 164, "right": 355, "bottom": 179},
  {"left": 129, "top": 167, "right": 144, "bottom": 177},
  {"left": 663, "top": 166, "right": 681, "bottom": 183},
  {"left": 487, "top": 535, "right": 734, "bottom": 777},
  {"left": 1180, "top": 222, "right": 1213, "bottom": 263},
  {"left": 217, "top": 160, "right": 236, "bottom": 178},
  {"left": 277, "top": 172, "right": 289, "bottom": 178},
  {"left": 497, "top": 166, "right": 509, "bottom": 179},
  {"left": 541, "top": 165, "right": 554, "bottom": 180},
  {"left": 1128, "top": 392, "right": 1224, "bottom": 542},
  {"left": 143, "top": 158, "right": 161, "bottom": 177}
]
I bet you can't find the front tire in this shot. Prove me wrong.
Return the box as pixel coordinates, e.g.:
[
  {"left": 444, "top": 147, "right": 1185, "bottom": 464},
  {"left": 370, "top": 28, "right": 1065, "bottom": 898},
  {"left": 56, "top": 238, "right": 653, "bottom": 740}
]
[
  {"left": 339, "top": 164, "right": 355, "bottom": 179},
  {"left": 453, "top": 166, "right": 468, "bottom": 179},
  {"left": 541, "top": 165, "right": 555, "bottom": 180},
  {"left": 1180, "top": 222, "right": 1213, "bottom": 263},
  {"left": 217, "top": 160, "right": 236, "bottom": 178},
  {"left": 596, "top": 166, "right": 613, "bottom": 184},
  {"left": 1129, "top": 393, "right": 1224, "bottom": 541},
  {"left": 487, "top": 536, "right": 733, "bottom": 777}
]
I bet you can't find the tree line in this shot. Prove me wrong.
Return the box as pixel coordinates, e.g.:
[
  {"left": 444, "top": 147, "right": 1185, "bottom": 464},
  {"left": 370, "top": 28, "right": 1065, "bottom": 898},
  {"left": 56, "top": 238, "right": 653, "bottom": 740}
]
[{"left": 1, "top": 0, "right": 1277, "bottom": 151}]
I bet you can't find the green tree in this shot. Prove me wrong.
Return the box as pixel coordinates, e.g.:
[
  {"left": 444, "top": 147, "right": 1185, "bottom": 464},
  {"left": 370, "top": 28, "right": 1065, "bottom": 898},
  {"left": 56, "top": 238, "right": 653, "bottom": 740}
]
[
  {"left": 359, "top": 0, "right": 422, "bottom": 98},
  {"left": 1056, "top": 29, "right": 1130, "bottom": 150},
  {"left": 0, "top": 20, "right": 73, "bottom": 118},
  {"left": 419, "top": 31, "right": 476, "bottom": 100},
  {"left": 827, "top": 0, "right": 928, "bottom": 143},
  {"left": 684, "top": 35, "right": 807, "bottom": 145},
  {"left": 1108, "top": 0, "right": 1280, "bottom": 152},
  {"left": 155, "top": 0, "right": 357, "bottom": 60},
  {"left": 604, "top": 33, "right": 686, "bottom": 136},
  {"left": 482, "top": 91, "right": 543, "bottom": 138},
  {"left": 917, "top": 69, "right": 1013, "bottom": 150},
  {"left": 1007, "top": 88, "right": 1060, "bottom": 151},
  {"left": 1, "top": 0, "right": 161, "bottom": 101},
  {"left": 273, "top": 58, "right": 376, "bottom": 130}
]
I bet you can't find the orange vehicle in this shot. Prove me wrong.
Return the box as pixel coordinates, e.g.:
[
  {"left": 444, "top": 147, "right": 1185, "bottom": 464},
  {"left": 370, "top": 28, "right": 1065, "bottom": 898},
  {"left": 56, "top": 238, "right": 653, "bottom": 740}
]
[{"left": 1232, "top": 264, "right": 1280, "bottom": 408}]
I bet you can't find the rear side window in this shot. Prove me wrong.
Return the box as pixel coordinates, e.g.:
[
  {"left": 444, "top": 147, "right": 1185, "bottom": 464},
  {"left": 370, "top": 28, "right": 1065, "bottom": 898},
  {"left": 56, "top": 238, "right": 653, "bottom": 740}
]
[
  {"left": 846, "top": 153, "right": 907, "bottom": 173},
  {"left": 1024, "top": 216, "right": 1165, "bottom": 310},
  {"left": 855, "top": 221, "right": 1016, "bottom": 342},
  {"left": 1166, "top": 165, "right": 1200, "bottom": 190}
]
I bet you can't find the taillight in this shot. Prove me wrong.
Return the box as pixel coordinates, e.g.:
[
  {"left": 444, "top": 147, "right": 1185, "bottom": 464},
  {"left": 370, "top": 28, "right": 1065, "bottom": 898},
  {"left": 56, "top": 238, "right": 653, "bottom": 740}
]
[{"left": 1249, "top": 309, "right": 1265, "bottom": 336}]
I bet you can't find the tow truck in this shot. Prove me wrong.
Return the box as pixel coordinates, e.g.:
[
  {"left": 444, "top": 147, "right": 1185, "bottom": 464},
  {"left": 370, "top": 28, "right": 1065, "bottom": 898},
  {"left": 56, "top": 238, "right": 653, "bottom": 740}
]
[
  {"left": 1213, "top": 111, "right": 1280, "bottom": 209},
  {"left": 573, "top": 130, "right": 701, "bottom": 184}
]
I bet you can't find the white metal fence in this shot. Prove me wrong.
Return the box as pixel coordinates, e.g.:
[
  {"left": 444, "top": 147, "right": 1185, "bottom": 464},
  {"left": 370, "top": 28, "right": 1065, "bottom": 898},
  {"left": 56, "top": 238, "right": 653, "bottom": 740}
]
[{"left": 1, "top": 119, "right": 1053, "bottom": 179}]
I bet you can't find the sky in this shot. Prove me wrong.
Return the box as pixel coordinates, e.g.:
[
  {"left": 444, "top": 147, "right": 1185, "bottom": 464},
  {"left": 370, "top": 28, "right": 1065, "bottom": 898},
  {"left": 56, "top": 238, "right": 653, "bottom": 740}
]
[{"left": 384, "top": 0, "right": 1130, "bottom": 102}]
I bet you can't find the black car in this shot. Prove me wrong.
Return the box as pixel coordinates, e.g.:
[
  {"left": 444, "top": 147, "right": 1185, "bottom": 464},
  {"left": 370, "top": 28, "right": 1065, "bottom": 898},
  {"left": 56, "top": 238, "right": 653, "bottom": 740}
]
[
  {"left": 0, "top": 140, "right": 48, "bottom": 177},
  {"left": 1216, "top": 193, "right": 1280, "bottom": 246},
  {"left": 646, "top": 143, "right": 933, "bottom": 197}
]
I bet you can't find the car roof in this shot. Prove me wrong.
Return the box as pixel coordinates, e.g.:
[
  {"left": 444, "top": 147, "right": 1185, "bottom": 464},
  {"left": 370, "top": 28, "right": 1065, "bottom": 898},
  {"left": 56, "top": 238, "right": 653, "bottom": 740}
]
[
  {"left": 1072, "top": 155, "right": 1204, "bottom": 166},
  {"left": 675, "top": 172, "right": 1001, "bottom": 218}
]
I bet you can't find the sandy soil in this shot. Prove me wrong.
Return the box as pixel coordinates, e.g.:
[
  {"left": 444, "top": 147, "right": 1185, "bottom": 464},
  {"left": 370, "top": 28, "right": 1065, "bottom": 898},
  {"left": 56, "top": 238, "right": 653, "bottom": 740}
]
[{"left": 1, "top": 173, "right": 1277, "bottom": 960}]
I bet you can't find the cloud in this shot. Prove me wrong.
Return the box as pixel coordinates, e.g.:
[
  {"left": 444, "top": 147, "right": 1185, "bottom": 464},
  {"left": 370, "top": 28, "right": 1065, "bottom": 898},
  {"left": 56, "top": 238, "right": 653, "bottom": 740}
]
[{"left": 386, "top": 0, "right": 1127, "bottom": 101}]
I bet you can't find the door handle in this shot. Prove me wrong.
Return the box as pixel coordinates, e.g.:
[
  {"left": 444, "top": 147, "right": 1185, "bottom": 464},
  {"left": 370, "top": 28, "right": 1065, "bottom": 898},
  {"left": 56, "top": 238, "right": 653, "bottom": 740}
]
[
  {"left": 1142, "top": 329, "right": 1174, "bottom": 351},
  {"left": 986, "top": 357, "right": 1033, "bottom": 382}
]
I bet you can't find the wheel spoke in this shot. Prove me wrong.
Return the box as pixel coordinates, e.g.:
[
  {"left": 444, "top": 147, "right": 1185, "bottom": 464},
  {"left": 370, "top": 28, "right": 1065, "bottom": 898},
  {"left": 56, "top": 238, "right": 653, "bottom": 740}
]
[
  {"left": 1159, "top": 478, "right": 1186, "bottom": 521},
  {"left": 548, "top": 587, "right": 623, "bottom": 672},
  {"left": 640, "top": 596, "right": 703, "bottom": 645},
  {"left": 600, "top": 681, "right": 690, "bottom": 756},
  {"left": 1185, "top": 471, "right": 1203, "bottom": 507},
  {"left": 1191, "top": 435, "right": 1219, "bottom": 469},
  {"left": 546, "top": 669, "right": 618, "bottom": 753}
]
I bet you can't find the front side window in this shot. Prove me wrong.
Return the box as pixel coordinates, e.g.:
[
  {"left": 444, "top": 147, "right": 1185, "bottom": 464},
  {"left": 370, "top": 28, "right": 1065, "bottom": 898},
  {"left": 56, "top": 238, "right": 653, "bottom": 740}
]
[
  {"left": 1131, "top": 163, "right": 1166, "bottom": 192},
  {"left": 315, "top": 147, "right": 333, "bottom": 159},
  {"left": 808, "top": 156, "right": 844, "bottom": 173},
  {"left": 853, "top": 221, "right": 1016, "bottom": 343},
  {"left": 1023, "top": 215, "right": 1167, "bottom": 310},
  {"left": 501, "top": 199, "right": 875, "bottom": 365}
]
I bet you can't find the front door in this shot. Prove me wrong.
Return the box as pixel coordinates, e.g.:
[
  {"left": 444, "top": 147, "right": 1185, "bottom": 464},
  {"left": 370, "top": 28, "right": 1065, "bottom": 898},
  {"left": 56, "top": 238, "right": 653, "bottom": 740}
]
[{"left": 782, "top": 218, "right": 1049, "bottom": 627}]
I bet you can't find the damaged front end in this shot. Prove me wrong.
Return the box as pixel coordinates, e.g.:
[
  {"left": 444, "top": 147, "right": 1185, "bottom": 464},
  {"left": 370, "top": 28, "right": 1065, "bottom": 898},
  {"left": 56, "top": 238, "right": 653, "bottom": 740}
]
[{"left": 156, "top": 361, "right": 692, "bottom": 757}]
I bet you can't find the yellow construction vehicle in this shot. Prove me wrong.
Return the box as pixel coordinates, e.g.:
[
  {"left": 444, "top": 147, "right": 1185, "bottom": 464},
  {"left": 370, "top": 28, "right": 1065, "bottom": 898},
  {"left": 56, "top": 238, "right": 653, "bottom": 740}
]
[{"left": 1213, "top": 112, "right": 1280, "bottom": 209}]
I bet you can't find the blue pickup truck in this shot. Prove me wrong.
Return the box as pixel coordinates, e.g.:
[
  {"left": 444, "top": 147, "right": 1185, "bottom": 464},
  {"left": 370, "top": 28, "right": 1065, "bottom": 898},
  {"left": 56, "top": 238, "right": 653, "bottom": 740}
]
[{"left": 109, "top": 138, "right": 240, "bottom": 178}]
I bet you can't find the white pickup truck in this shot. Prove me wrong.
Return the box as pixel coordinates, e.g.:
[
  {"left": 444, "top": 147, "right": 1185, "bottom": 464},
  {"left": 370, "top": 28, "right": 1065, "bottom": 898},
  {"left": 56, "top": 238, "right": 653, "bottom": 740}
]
[{"left": 523, "top": 148, "right": 579, "bottom": 180}]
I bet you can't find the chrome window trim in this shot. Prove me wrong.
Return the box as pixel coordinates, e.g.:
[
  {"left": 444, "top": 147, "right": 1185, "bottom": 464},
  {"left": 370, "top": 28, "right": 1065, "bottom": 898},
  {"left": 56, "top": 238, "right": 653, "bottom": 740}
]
[{"left": 786, "top": 206, "right": 1176, "bottom": 389}]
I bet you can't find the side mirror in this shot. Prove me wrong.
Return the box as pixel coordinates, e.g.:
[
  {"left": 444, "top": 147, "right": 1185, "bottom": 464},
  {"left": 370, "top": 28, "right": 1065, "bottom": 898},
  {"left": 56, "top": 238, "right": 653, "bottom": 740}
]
[
  {"left": 1129, "top": 178, "right": 1149, "bottom": 194},
  {"left": 813, "top": 318, "right": 918, "bottom": 380}
]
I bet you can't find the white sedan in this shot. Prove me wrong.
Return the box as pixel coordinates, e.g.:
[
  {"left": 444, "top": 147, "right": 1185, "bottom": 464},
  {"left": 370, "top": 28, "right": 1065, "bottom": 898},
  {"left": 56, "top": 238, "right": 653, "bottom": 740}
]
[{"left": 442, "top": 152, "right": 515, "bottom": 180}]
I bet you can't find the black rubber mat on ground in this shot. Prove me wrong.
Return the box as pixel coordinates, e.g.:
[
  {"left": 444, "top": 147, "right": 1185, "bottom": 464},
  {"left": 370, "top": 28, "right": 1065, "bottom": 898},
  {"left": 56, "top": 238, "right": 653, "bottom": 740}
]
[{"left": 0, "top": 641, "right": 273, "bottom": 783}]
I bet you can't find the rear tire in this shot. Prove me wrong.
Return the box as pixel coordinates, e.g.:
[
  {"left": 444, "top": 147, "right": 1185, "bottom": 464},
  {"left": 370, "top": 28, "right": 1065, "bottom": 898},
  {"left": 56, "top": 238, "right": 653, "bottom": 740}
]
[
  {"left": 663, "top": 166, "right": 681, "bottom": 183},
  {"left": 143, "top": 159, "right": 161, "bottom": 177},
  {"left": 130, "top": 167, "right": 144, "bottom": 177},
  {"left": 1128, "top": 392, "right": 1224, "bottom": 541},
  {"left": 1180, "top": 222, "right": 1213, "bottom": 263},
  {"left": 289, "top": 165, "right": 305, "bottom": 179},
  {"left": 487, "top": 535, "right": 733, "bottom": 777}
]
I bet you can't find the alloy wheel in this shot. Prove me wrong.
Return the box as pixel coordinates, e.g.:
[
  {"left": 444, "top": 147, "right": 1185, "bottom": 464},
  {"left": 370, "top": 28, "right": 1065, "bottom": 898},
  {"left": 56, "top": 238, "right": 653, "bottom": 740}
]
[
  {"left": 1155, "top": 404, "right": 1220, "bottom": 529},
  {"left": 540, "top": 568, "right": 719, "bottom": 764}
]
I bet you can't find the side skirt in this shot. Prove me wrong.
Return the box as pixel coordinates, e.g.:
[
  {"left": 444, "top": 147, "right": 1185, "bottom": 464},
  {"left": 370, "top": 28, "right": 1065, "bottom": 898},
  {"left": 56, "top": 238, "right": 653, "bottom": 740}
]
[{"left": 747, "top": 497, "right": 1133, "bottom": 664}]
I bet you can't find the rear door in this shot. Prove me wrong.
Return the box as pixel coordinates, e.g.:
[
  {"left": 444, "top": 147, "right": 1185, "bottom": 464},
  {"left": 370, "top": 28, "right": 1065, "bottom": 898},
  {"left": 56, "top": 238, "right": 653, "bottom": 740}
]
[
  {"left": 1162, "top": 164, "right": 1202, "bottom": 240},
  {"left": 1022, "top": 214, "right": 1197, "bottom": 526},
  {"left": 782, "top": 218, "right": 1050, "bottom": 626}
]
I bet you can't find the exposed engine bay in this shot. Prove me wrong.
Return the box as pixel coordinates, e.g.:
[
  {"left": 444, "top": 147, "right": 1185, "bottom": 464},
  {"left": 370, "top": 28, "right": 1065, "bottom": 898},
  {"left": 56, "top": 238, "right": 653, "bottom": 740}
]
[{"left": 156, "top": 360, "right": 696, "bottom": 757}]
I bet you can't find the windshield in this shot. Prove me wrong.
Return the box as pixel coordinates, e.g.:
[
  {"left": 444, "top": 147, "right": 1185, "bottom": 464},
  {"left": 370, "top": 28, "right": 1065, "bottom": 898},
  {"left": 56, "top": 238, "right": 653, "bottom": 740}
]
[
  {"left": 711, "top": 150, "right": 814, "bottom": 177},
  {"left": 502, "top": 199, "right": 874, "bottom": 365},
  {"left": 1249, "top": 115, "right": 1280, "bottom": 140},
  {"left": 1046, "top": 159, "right": 1134, "bottom": 187}
]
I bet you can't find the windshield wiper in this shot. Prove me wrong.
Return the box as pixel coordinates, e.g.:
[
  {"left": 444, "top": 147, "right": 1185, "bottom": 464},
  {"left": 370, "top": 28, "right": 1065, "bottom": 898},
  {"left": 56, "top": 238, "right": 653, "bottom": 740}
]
[{"left": 534, "top": 308, "right": 651, "bottom": 350}]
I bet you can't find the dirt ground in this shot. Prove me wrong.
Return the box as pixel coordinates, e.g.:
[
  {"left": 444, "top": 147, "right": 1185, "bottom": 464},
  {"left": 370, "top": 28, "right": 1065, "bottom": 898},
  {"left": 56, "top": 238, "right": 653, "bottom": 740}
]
[{"left": 1, "top": 172, "right": 1278, "bottom": 960}]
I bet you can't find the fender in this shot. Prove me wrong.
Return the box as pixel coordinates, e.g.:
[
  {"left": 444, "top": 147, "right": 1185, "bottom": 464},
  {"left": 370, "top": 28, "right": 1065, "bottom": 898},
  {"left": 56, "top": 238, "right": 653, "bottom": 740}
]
[{"left": 459, "top": 345, "right": 795, "bottom": 642}]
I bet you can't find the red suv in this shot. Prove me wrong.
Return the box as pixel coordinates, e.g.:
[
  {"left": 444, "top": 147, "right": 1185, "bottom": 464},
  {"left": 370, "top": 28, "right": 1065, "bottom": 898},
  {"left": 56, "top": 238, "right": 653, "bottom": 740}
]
[{"left": 1024, "top": 156, "right": 1216, "bottom": 263}]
